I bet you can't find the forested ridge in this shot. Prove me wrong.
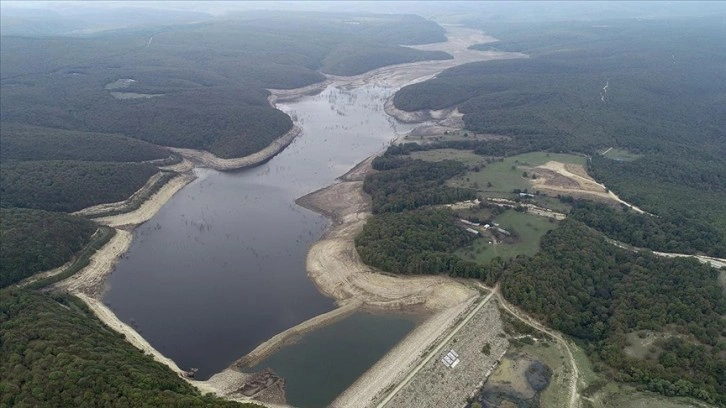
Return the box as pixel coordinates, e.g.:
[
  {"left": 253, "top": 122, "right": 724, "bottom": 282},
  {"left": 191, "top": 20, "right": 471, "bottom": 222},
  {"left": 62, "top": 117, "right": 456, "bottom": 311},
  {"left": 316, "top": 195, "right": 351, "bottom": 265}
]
[
  {"left": 393, "top": 17, "right": 726, "bottom": 239},
  {"left": 0, "top": 160, "right": 158, "bottom": 213},
  {"left": 0, "top": 124, "right": 170, "bottom": 163},
  {"left": 1, "top": 12, "right": 450, "bottom": 159},
  {"left": 364, "top": 155, "right": 475, "bottom": 213},
  {"left": 0, "top": 208, "right": 97, "bottom": 288},
  {"left": 570, "top": 201, "right": 726, "bottom": 257},
  {"left": 367, "top": 15, "right": 726, "bottom": 405},
  {"left": 502, "top": 220, "right": 726, "bottom": 404},
  {"left": 0, "top": 290, "right": 260, "bottom": 408}
]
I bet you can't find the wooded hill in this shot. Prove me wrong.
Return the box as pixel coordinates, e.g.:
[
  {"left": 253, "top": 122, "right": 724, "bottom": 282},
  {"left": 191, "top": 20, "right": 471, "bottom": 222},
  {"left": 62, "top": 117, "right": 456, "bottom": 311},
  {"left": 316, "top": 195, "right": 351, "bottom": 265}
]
[
  {"left": 0, "top": 160, "right": 158, "bottom": 213},
  {"left": 393, "top": 17, "right": 726, "bottom": 241},
  {"left": 0, "top": 289, "right": 261, "bottom": 407},
  {"left": 367, "top": 15, "right": 726, "bottom": 405},
  {"left": 502, "top": 220, "right": 726, "bottom": 405},
  {"left": 0, "top": 208, "right": 97, "bottom": 288},
  {"left": 1, "top": 12, "right": 450, "bottom": 159},
  {"left": 0, "top": 124, "right": 170, "bottom": 163}
]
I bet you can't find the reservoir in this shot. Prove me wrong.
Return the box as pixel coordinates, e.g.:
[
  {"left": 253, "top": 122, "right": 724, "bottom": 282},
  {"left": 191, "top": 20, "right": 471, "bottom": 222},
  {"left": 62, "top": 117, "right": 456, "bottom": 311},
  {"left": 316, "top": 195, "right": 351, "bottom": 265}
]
[
  {"left": 245, "top": 312, "right": 417, "bottom": 408},
  {"left": 104, "top": 84, "right": 418, "bottom": 380}
]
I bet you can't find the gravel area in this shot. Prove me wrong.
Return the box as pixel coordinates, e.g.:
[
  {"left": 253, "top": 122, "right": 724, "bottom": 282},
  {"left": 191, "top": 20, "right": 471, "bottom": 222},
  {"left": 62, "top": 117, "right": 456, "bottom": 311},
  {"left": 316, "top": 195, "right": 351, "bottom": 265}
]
[{"left": 384, "top": 300, "right": 510, "bottom": 408}]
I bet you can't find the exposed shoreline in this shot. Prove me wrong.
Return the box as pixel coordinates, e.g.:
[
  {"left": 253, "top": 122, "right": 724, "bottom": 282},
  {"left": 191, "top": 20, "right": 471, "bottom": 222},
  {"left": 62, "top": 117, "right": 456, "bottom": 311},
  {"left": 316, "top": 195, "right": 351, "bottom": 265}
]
[
  {"left": 168, "top": 125, "right": 302, "bottom": 171},
  {"left": 47, "top": 25, "right": 525, "bottom": 407},
  {"left": 72, "top": 171, "right": 168, "bottom": 217},
  {"left": 233, "top": 300, "right": 363, "bottom": 368},
  {"left": 93, "top": 173, "right": 196, "bottom": 228}
]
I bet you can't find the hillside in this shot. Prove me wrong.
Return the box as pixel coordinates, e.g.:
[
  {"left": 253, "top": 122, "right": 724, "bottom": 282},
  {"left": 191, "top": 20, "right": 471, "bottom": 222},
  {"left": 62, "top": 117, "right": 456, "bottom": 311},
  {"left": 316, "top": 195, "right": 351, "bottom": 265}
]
[
  {"left": 393, "top": 17, "right": 726, "bottom": 247},
  {"left": 1, "top": 12, "right": 450, "bottom": 158},
  {"left": 0, "top": 289, "right": 259, "bottom": 408},
  {"left": 0, "top": 208, "right": 97, "bottom": 288}
]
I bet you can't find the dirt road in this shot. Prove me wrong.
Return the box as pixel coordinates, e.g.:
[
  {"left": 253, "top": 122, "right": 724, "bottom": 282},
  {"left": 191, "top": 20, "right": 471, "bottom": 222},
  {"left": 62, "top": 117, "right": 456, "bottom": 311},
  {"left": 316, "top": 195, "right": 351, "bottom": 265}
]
[
  {"left": 535, "top": 161, "right": 648, "bottom": 214},
  {"left": 488, "top": 285, "right": 581, "bottom": 408}
]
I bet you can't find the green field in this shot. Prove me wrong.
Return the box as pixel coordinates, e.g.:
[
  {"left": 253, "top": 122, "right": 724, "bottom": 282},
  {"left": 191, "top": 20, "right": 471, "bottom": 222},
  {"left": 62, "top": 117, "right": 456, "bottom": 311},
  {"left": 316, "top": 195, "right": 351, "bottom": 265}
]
[
  {"left": 404, "top": 129, "right": 502, "bottom": 144},
  {"left": 410, "top": 148, "right": 484, "bottom": 165},
  {"left": 601, "top": 148, "right": 642, "bottom": 162},
  {"left": 411, "top": 150, "right": 586, "bottom": 199},
  {"left": 457, "top": 209, "right": 557, "bottom": 263}
]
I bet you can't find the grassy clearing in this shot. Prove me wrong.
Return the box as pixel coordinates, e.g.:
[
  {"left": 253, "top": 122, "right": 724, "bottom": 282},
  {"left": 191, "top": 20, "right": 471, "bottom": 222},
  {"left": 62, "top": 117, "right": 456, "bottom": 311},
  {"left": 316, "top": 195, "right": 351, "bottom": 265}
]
[
  {"left": 457, "top": 209, "right": 557, "bottom": 263},
  {"left": 602, "top": 148, "right": 642, "bottom": 162},
  {"left": 445, "top": 151, "right": 586, "bottom": 198},
  {"left": 404, "top": 129, "right": 500, "bottom": 143},
  {"left": 410, "top": 148, "right": 483, "bottom": 165},
  {"left": 623, "top": 331, "right": 662, "bottom": 360}
]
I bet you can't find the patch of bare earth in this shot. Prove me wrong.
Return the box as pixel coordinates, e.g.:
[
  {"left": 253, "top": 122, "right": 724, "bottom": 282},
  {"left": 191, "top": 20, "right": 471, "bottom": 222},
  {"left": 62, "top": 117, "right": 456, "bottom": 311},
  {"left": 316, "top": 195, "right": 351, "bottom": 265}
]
[{"left": 532, "top": 161, "right": 648, "bottom": 214}]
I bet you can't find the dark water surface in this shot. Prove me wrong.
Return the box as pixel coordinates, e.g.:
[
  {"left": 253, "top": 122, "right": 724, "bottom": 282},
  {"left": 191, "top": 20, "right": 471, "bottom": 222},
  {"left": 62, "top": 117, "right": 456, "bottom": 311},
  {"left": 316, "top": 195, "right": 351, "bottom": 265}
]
[
  {"left": 104, "top": 85, "right": 417, "bottom": 379},
  {"left": 246, "top": 312, "right": 417, "bottom": 408}
]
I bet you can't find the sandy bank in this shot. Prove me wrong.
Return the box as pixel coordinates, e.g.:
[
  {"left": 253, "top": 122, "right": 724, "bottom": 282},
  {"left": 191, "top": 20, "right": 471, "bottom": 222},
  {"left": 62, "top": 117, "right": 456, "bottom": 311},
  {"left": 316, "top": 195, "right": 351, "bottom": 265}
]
[
  {"left": 234, "top": 300, "right": 363, "bottom": 368},
  {"left": 268, "top": 80, "right": 331, "bottom": 104},
  {"left": 298, "top": 170, "right": 474, "bottom": 310},
  {"left": 93, "top": 173, "right": 195, "bottom": 228},
  {"left": 327, "top": 27, "right": 526, "bottom": 91},
  {"left": 169, "top": 126, "right": 301, "bottom": 171},
  {"left": 53, "top": 229, "right": 132, "bottom": 297},
  {"left": 73, "top": 172, "right": 167, "bottom": 217},
  {"left": 75, "top": 292, "right": 186, "bottom": 372}
]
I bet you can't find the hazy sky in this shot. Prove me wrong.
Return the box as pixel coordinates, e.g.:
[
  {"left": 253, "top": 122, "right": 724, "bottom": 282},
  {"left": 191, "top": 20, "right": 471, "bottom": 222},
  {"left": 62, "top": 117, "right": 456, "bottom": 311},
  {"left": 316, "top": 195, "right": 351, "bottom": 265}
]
[{"left": 2, "top": 1, "right": 724, "bottom": 36}]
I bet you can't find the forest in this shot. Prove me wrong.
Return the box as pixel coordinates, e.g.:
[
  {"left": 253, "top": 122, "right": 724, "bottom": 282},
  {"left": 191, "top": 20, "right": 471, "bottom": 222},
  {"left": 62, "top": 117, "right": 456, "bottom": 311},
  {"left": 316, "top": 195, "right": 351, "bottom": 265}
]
[
  {"left": 372, "top": 16, "right": 726, "bottom": 405},
  {"left": 570, "top": 201, "right": 726, "bottom": 257},
  {"left": 501, "top": 220, "right": 726, "bottom": 405},
  {"left": 0, "top": 208, "right": 97, "bottom": 288},
  {"left": 0, "top": 160, "right": 158, "bottom": 213},
  {"left": 356, "top": 208, "right": 501, "bottom": 285},
  {"left": 364, "top": 155, "right": 475, "bottom": 213},
  {"left": 393, "top": 17, "right": 726, "bottom": 236},
  {"left": 0, "top": 124, "right": 171, "bottom": 163},
  {"left": 0, "top": 12, "right": 450, "bottom": 158},
  {"left": 0, "top": 289, "right": 260, "bottom": 408}
]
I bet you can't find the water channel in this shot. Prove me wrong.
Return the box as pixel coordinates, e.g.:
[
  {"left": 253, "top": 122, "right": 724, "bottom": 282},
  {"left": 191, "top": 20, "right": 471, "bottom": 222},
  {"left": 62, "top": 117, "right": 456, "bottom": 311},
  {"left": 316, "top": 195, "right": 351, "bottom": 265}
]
[{"left": 104, "top": 85, "right": 419, "bottom": 386}]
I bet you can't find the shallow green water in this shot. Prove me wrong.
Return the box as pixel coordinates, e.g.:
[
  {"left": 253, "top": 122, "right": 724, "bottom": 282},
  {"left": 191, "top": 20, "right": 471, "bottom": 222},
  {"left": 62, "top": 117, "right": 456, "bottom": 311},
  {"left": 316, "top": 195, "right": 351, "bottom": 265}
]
[{"left": 246, "top": 311, "right": 418, "bottom": 408}]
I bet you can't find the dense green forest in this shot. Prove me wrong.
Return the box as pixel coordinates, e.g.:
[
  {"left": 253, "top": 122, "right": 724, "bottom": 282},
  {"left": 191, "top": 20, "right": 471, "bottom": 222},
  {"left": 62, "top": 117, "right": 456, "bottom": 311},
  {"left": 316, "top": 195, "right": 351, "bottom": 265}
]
[
  {"left": 0, "top": 289, "right": 259, "bottom": 408},
  {"left": 0, "top": 124, "right": 171, "bottom": 163},
  {"left": 393, "top": 18, "right": 726, "bottom": 237},
  {"left": 372, "top": 16, "right": 726, "bottom": 405},
  {"left": 501, "top": 220, "right": 726, "bottom": 405},
  {"left": 364, "top": 155, "right": 475, "bottom": 213},
  {"left": 0, "top": 208, "right": 97, "bottom": 288},
  {"left": 1, "top": 12, "right": 450, "bottom": 158},
  {"left": 570, "top": 201, "right": 726, "bottom": 257},
  {"left": 356, "top": 208, "right": 501, "bottom": 285},
  {"left": 0, "top": 161, "right": 158, "bottom": 212}
]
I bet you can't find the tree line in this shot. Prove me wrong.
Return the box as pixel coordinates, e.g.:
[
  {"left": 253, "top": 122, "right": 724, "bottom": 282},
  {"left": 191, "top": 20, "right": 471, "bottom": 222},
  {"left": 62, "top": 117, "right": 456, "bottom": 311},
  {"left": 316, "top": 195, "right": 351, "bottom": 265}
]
[{"left": 0, "top": 289, "right": 262, "bottom": 407}]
